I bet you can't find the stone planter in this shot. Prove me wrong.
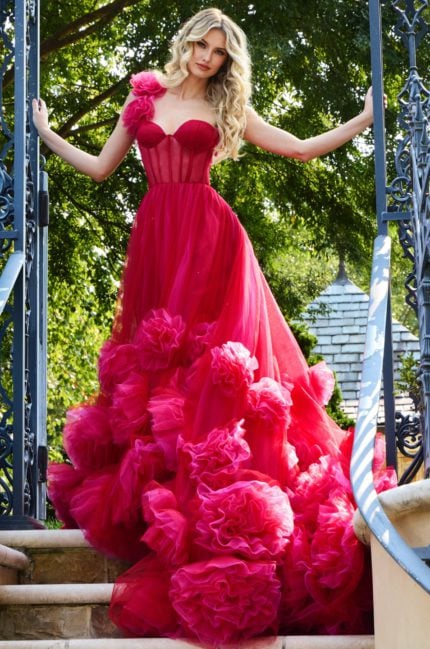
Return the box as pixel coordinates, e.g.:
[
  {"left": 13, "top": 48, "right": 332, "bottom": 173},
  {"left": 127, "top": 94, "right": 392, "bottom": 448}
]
[{"left": 354, "top": 479, "right": 430, "bottom": 649}]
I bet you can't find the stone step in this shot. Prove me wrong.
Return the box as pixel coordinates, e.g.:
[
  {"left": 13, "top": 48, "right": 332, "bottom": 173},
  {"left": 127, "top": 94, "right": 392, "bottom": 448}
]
[
  {"left": 0, "top": 583, "right": 117, "bottom": 641},
  {"left": 0, "top": 637, "right": 375, "bottom": 648},
  {"left": 0, "top": 532, "right": 375, "bottom": 648},
  {"left": 0, "top": 544, "right": 30, "bottom": 586},
  {"left": 0, "top": 582, "right": 113, "bottom": 605},
  {"left": 0, "top": 530, "right": 89, "bottom": 549},
  {"left": 0, "top": 530, "right": 128, "bottom": 585},
  {"left": 0, "top": 578, "right": 376, "bottom": 646}
]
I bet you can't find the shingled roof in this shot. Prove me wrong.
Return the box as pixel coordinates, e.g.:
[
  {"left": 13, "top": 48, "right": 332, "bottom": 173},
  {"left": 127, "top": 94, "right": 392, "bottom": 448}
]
[{"left": 302, "top": 262, "right": 420, "bottom": 422}]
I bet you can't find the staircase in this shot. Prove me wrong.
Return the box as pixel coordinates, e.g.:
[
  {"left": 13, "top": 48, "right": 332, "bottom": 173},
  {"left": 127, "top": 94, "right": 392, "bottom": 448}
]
[
  {"left": 0, "top": 530, "right": 375, "bottom": 649},
  {"left": 0, "top": 529, "right": 125, "bottom": 644}
]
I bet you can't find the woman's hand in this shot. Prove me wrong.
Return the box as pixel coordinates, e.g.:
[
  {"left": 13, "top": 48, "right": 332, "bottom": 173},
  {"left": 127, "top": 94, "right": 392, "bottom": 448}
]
[
  {"left": 361, "top": 86, "right": 388, "bottom": 127},
  {"left": 32, "top": 98, "right": 50, "bottom": 134},
  {"left": 362, "top": 87, "right": 374, "bottom": 123}
]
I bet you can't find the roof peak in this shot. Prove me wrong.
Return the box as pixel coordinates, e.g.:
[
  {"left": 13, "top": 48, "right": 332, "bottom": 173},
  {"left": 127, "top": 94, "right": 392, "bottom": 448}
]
[{"left": 334, "top": 259, "right": 353, "bottom": 285}]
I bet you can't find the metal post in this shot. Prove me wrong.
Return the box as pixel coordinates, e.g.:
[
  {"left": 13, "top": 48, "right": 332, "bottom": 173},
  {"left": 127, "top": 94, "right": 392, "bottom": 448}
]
[
  {"left": 28, "top": 0, "right": 47, "bottom": 519},
  {"left": 0, "top": 0, "right": 47, "bottom": 527},
  {"left": 369, "top": 0, "right": 388, "bottom": 237},
  {"left": 11, "top": 0, "right": 28, "bottom": 523},
  {"left": 369, "top": 0, "right": 397, "bottom": 469}
]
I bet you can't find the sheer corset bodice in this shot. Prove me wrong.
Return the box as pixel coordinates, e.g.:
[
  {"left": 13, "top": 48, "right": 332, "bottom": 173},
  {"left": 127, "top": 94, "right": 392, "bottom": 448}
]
[{"left": 135, "top": 120, "right": 219, "bottom": 187}]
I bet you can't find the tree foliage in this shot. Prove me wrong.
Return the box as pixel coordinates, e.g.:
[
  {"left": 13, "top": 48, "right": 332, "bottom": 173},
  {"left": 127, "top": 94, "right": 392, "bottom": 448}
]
[{"left": 33, "top": 0, "right": 429, "bottom": 448}]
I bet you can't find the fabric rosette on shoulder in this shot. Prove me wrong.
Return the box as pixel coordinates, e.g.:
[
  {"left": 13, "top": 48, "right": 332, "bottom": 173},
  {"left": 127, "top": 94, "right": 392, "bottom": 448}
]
[
  {"left": 130, "top": 70, "right": 164, "bottom": 97},
  {"left": 195, "top": 479, "right": 294, "bottom": 560},
  {"left": 181, "top": 419, "right": 251, "bottom": 489},
  {"left": 170, "top": 556, "right": 281, "bottom": 645},
  {"left": 122, "top": 71, "right": 166, "bottom": 137},
  {"left": 134, "top": 308, "right": 187, "bottom": 372}
]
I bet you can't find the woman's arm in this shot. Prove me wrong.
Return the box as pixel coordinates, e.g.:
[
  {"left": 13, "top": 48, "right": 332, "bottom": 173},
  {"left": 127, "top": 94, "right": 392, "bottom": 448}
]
[
  {"left": 32, "top": 92, "right": 135, "bottom": 182},
  {"left": 244, "top": 88, "right": 375, "bottom": 163}
]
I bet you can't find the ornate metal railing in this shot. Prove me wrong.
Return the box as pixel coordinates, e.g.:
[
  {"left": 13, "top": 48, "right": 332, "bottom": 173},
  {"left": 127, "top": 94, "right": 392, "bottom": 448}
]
[
  {"left": 391, "top": 0, "right": 430, "bottom": 477},
  {"left": 352, "top": 0, "right": 430, "bottom": 593},
  {"left": 0, "top": 0, "right": 48, "bottom": 528}
]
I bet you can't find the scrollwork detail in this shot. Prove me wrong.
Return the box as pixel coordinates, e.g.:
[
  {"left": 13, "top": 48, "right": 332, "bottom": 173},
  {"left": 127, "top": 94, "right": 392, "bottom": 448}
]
[{"left": 388, "top": 0, "right": 430, "bottom": 480}]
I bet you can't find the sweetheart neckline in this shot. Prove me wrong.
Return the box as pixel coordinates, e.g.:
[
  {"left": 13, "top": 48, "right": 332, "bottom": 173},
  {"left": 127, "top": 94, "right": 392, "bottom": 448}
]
[{"left": 148, "top": 119, "right": 219, "bottom": 137}]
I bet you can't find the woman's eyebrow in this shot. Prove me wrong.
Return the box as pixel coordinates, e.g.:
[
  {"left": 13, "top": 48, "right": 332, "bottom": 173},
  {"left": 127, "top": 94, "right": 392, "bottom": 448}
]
[{"left": 199, "top": 37, "right": 227, "bottom": 53}]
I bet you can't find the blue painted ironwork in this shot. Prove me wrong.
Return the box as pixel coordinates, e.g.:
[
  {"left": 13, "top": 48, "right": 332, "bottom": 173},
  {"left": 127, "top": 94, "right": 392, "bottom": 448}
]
[
  {"left": 351, "top": 235, "right": 430, "bottom": 592},
  {"left": 369, "top": 0, "right": 398, "bottom": 470},
  {"left": 0, "top": 0, "right": 48, "bottom": 527},
  {"left": 395, "top": 411, "right": 423, "bottom": 483},
  {"left": 386, "top": 0, "right": 430, "bottom": 477},
  {"left": 352, "top": 0, "right": 430, "bottom": 594}
]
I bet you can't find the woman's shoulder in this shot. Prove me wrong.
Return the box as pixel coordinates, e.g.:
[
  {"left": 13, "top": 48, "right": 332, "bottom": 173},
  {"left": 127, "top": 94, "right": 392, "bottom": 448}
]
[
  {"left": 129, "top": 70, "right": 166, "bottom": 97},
  {"left": 123, "top": 71, "right": 166, "bottom": 135}
]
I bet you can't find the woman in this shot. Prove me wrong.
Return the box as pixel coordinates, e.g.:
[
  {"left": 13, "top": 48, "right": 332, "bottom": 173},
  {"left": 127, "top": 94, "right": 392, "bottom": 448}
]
[{"left": 33, "top": 7, "right": 395, "bottom": 646}]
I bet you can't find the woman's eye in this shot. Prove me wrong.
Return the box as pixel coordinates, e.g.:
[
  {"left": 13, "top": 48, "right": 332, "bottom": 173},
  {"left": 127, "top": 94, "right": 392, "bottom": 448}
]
[{"left": 197, "top": 41, "right": 206, "bottom": 48}]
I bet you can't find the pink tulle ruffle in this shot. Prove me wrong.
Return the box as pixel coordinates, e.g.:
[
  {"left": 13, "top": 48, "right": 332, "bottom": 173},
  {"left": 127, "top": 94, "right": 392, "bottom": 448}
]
[
  {"left": 170, "top": 556, "right": 281, "bottom": 644},
  {"left": 182, "top": 419, "right": 251, "bottom": 488},
  {"left": 195, "top": 479, "right": 294, "bottom": 560}
]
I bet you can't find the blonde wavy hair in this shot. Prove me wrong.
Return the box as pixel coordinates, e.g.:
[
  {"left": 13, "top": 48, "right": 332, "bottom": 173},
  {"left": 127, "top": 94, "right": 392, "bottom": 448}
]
[{"left": 161, "top": 8, "right": 252, "bottom": 161}]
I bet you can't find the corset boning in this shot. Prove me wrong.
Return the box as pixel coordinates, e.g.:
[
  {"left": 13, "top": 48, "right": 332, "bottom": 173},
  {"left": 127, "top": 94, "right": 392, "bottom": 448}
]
[{"left": 136, "top": 120, "right": 219, "bottom": 187}]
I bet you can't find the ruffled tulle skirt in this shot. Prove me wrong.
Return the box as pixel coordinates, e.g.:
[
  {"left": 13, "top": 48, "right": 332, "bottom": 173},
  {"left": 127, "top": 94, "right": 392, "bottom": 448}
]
[{"left": 49, "top": 181, "right": 396, "bottom": 645}]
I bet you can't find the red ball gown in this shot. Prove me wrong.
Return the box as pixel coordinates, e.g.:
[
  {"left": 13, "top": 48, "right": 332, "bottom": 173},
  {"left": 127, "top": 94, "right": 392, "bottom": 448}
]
[{"left": 48, "top": 71, "right": 396, "bottom": 646}]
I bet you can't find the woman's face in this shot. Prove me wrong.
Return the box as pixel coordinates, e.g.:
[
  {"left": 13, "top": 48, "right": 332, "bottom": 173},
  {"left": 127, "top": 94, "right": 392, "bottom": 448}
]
[{"left": 188, "top": 28, "right": 228, "bottom": 79}]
